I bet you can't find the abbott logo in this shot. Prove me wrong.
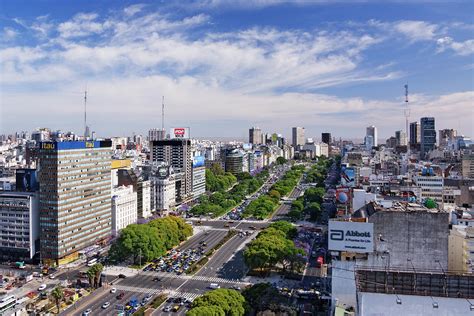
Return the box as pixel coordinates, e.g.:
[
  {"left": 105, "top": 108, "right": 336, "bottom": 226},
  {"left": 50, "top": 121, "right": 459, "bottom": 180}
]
[{"left": 330, "top": 230, "right": 344, "bottom": 241}]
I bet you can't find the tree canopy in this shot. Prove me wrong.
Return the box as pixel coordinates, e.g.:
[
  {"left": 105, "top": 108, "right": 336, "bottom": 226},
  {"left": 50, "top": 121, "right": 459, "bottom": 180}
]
[
  {"left": 189, "top": 289, "right": 246, "bottom": 316},
  {"left": 109, "top": 216, "right": 192, "bottom": 264}
]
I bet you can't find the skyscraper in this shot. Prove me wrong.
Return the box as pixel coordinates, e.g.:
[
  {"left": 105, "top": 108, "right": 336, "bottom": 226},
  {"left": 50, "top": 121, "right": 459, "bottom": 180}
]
[
  {"left": 409, "top": 121, "right": 420, "bottom": 147},
  {"left": 366, "top": 126, "right": 378, "bottom": 146},
  {"left": 395, "top": 130, "right": 407, "bottom": 146},
  {"left": 292, "top": 127, "right": 305, "bottom": 147},
  {"left": 249, "top": 127, "right": 262, "bottom": 145},
  {"left": 420, "top": 117, "right": 436, "bottom": 157},
  {"left": 38, "top": 140, "right": 112, "bottom": 266},
  {"left": 150, "top": 139, "right": 192, "bottom": 202},
  {"left": 321, "top": 132, "right": 331, "bottom": 144},
  {"left": 148, "top": 128, "right": 166, "bottom": 141}
]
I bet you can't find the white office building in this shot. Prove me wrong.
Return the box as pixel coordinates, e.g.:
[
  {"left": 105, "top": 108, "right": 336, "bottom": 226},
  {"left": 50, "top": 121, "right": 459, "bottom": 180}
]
[
  {"left": 0, "top": 192, "right": 39, "bottom": 261},
  {"left": 111, "top": 185, "right": 137, "bottom": 235},
  {"left": 413, "top": 175, "right": 444, "bottom": 205}
]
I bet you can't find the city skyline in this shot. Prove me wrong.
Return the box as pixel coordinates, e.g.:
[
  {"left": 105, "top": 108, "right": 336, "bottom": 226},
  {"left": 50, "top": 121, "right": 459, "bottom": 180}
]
[{"left": 1, "top": 1, "right": 473, "bottom": 138}]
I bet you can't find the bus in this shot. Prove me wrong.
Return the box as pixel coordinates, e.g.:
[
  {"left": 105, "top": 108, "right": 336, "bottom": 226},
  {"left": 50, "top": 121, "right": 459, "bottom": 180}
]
[
  {"left": 0, "top": 295, "right": 17, "bottom": 315},
  {"left": 87, "top": 258, "right": 98, "bottom": 267}
]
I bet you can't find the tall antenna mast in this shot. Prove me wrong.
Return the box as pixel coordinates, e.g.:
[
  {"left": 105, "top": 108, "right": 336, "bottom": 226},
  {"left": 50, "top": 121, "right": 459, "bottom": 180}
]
[
  {"left": 162, "top": 96, "right": 165, "bottom": 132},
  {"left": 84, "top": 85, "right": 88, "bottom": 139},
  {"left": 404, "top": 84, "right": 410, "bottom": 152}
]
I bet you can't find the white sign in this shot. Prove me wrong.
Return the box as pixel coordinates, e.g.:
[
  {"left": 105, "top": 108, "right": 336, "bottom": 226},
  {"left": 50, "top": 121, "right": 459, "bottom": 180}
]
[
  {"left": 328, "top": 221, "right": 374, "bottom": 253},
  {"left": 170, "top": 127, "right": 190, "bottom": 139}
]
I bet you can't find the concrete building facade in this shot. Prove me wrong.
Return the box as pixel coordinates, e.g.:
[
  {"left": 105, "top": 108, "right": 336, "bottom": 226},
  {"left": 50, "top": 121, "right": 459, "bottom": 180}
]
[
  {"left": 111, "top": 185, "right": 137, "bottom": 235},
  {"left": 38, "top": 141, "right": 112, "bottom": 266},
  {"left": 292, "top": 127, "right": 305, "bottom": 147},
  {"left": 0, "top": 192, "right": 39, "bottom": 261}
]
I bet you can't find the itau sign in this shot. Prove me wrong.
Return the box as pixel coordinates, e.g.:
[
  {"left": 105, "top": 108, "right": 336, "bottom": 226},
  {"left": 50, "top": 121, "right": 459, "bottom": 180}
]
[{"left": 328, "top": 221, "right": 374, "bottom": 253}]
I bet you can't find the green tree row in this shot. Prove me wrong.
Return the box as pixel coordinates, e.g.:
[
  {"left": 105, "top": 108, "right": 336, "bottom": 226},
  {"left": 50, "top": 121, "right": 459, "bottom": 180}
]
[
  {"left": 243, "top": 221, "right": 305, "bottom": 277},
  {"left": 108, "top": 216, "right": 193, "bottom": 264},
  {"left": 190, "top": 170, "right": 269, "bottom": 218},
  {"left": 206, "top": 163, "right": 238, "bottom": 192},
  {"left": 243, "top": 166, "right": 304, "bottom": 219}
]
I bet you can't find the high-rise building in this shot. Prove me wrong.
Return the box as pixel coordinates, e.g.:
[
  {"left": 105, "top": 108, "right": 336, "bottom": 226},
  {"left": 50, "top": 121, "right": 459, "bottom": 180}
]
[
  {"left": 420, "top": 117, "right": 436, "bottom": 157},
  {"left": 38, "top": 140, "right": 112, "bottom": 266},
  {"left": 0, "top": 192, "right": 39, "bottom": 261},
  {"left": 192, "top": 156, "right": 206, "bottom": 199},
  {"left": 439, "top": 129, "right": 457, "bottom": 148},
  {"left": 409, "top": 121, "right": 420, "bottom": 148},
  {"left": 292, "top": 127, "right": 305, "bottom": 147},
  {"left": 150, "top": 139, "right": 192, "bottom": 202},
  {"left": 322, "top": 133, "right": 331, "bottom": 144},
  {"left": 366, "top": 126, "right": 378, "bottom": 147},
  {"left": 148, "top": 128, "right": 166, "bottom": 142},
  {"left": 224, "top": 149, "right": 245, "bottom": 174},
  {"left": 395, "top": 130, "right": 407, "bottom": 146},
  {"left": 249, "top": 127, "right": 262, "bottom": 145}
]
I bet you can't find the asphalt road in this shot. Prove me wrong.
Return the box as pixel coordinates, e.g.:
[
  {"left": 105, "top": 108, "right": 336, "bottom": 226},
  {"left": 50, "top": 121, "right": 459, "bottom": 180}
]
[{"left": 62, "top": 171, "right": 308, "bottom": 316}]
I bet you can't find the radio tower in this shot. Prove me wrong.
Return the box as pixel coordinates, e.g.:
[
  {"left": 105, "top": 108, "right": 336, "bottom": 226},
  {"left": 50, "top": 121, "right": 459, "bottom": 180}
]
[
  {"left": 84, "top": 87, "right": 90, "bottom": 140},
  {"left": 162, "top": 96, "right": 165, "bottom": 132},
  {"left": 404, "top": 84, "right": 410, "bottom": 150}
]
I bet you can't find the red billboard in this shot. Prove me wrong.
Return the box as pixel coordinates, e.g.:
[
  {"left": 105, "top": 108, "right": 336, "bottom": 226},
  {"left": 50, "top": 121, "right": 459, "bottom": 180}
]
[{"left": 170, "top": 127, "right": 190, "bottom": 139}]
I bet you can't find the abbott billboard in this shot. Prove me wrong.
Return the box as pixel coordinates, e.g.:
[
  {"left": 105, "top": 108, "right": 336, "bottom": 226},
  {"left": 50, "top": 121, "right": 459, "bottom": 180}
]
[
  {"left": 170, "top": 127, "right": 190, "bottom": 139},
  {"left": 328, "top": 221, "right": 374, "bottom": 253}
]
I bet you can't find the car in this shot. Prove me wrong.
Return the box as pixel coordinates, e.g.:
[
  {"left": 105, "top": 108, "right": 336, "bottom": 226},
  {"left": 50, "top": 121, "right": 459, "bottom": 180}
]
[
  {"left": 152, "top": 277, "right": 161, "bottom": 282},
  {"left": 209, "top": 283, "right": 220, "bottom": 289},
  {"left": 82, "top": 309, "right": 92, "bottom": 316},
  {"left": 102, "top": 302, "right": 110, "bottom": 309},
  {"left": 172, "top": 305, "right": 180, "bottom": 312},
  {"left": 110, "top": 288, "right": 117, "bottom": 293},
  {"left": 249, "top": 226, "right": 257, "bottom": 230},
  {"left": 118, "top": 274, "right": 127, "bottom": 278},
  {"left": 49, "top": 274, "right": 55, "bottom": 279},
  {"left": 232, "top": 285, "right": 241, "bottom": 291},
  {"left": 224, "top": 223, "right": 230, "bottom": 228},
  {"left": 163, "top": 306, "right": 173, "bottom": 312},
  {"left": 117, "top": 292, "right": 125, "bottom": 300},
  {"left": 38, "top": 284, "right": 47, "bottom": 291}
]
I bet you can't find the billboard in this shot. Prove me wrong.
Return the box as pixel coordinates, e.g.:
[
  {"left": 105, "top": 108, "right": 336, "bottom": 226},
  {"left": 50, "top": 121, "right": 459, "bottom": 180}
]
[
  {"left": 192, "top": 156, "right": 205, "bottom": 168},
  {"left": 16, "top": 169, "right": 38, "bottom": 192},
  {"left": 341, "top": 167, "right": 355, "bottom": 187},
  {"left": 328, "top": 221, "right": 374, "bottom": 253},
  {"left": 170, "top": 127, "right": 190, "bottom": 139}
]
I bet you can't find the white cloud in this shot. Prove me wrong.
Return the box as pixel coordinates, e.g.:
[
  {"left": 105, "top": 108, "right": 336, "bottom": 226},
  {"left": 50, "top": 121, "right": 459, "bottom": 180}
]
[
  {"left": 393, "top": 20, "right": 438, "bottom": 41},
  {"left": 2, "top": 27, "right": 17, "bottom": 40},
  {"left": 437, "top": 36, "right": 474, "bottom": 56},
  {"left": 123, "top": 4, "right": 146, "bottom": 17},
  {"left": 1, "top": 9, "right": 472, "bottom": 137}
]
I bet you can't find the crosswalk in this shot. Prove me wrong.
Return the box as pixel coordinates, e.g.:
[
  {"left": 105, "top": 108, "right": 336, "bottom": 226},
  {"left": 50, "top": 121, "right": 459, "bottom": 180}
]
[
  {"left": 140, "top": 270, "right": 250, "bottom": 285},
  {"left": 167, "top": 291, "right": 201, "bottom": 302}
]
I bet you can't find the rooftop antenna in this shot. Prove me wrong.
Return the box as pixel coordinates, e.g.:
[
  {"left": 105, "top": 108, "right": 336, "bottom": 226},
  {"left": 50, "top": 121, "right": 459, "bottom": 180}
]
[
  {"left": 404, "top": 84, "right": 410, "bottom": 150},
  {"left": 162, "top": 96, "right": 165, "bottom": 132},
  {"left": 84, "top": 84, "right": 89, "bottom": 139}
]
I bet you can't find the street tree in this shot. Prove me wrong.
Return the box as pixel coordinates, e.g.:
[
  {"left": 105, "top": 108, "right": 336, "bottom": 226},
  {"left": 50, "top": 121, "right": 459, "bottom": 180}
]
[{"left": 51, "top": 286, "right": 64, "bottom": 313}]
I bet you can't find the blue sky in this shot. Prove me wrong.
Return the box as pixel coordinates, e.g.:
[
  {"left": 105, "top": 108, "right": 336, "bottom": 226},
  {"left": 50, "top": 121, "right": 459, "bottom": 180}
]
[{"left": 1, "top": 0, "right": 473, "bottom": 140}]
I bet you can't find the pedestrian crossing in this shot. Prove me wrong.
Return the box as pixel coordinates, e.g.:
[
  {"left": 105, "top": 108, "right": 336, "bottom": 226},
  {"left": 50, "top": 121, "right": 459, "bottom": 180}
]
[
  {"left": 140, "top": 270, "right": 251, "bottom": 285},
  {"left": 114, "top": 284, "right": 163, "bottom": 295},
  {"left": 167, "top": 291, "right": 201, "bottom": 302}
]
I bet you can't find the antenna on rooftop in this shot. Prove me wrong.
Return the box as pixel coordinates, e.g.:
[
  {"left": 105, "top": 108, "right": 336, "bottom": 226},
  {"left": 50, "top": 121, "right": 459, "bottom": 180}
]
[
  {"left": 404, "top": 84, "right": 410, "bottom": 149},
  {"left": 162, "top": 96, "right": 165, "bottom": 132},
  {"left": 84, "top": 84, "right": 90, "bottom": 139}
]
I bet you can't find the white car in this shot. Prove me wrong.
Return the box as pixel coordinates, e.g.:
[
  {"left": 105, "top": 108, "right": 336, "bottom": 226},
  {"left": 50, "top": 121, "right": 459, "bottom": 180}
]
[
  {"left": 209, "top": 283, "right": 220, "bottom": 289},
  {"left": 110, "top": 288, "right": 117, "bottom": 293},
  {"left": 102, "top": 302, "right": 110, "bottom": 309},
  {"left": 49, "top": 274, "right": 55, "bottom": 279},
  {"left": 38, "top": 284, "right": 47, "bottom": 291},
  {"left": 82, "top": 309, "right": 92, "bottom": 316}
]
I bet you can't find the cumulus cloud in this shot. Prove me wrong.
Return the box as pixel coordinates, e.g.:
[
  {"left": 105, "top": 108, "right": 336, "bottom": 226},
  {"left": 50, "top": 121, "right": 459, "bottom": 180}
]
[
  {"left": 437, "top": 36, "right": 474, "bottom": 56},
  {"left": 1, "top": 8, "right": 472, "bottom": 138}
]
